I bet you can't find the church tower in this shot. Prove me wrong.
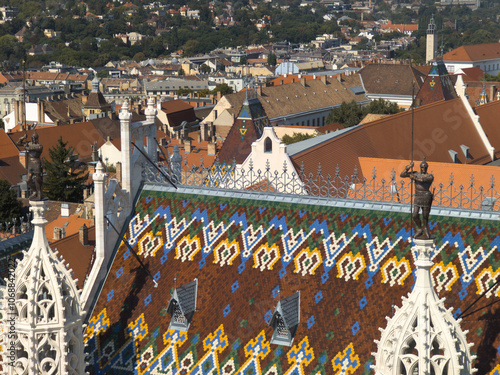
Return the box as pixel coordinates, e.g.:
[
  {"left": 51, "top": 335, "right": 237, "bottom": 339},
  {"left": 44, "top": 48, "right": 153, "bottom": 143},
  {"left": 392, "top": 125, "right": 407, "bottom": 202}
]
[
  {"left": 426, "top": 15, "right": 437, "bottom": 64},
  {"left": 83, "top": 76, "right": 111, "bottom": 118},
  {"left": 373, "top": 238, "right": 475, "bottom": 375},
  {"left": 2, "top": 200, "right": 87, "bottom": 374}
]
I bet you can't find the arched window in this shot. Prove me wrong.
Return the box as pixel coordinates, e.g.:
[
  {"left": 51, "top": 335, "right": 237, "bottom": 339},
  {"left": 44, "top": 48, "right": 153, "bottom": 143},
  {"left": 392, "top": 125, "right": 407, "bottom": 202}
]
[{"left": 264, "top": 137, "right": 272, "bottom": 153}]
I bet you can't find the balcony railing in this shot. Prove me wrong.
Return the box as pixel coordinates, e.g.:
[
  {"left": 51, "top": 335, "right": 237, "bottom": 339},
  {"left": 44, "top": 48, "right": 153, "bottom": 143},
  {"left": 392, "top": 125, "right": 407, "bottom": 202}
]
[{"left": 142, "top": 157, "right": 499, "bottom": 212}]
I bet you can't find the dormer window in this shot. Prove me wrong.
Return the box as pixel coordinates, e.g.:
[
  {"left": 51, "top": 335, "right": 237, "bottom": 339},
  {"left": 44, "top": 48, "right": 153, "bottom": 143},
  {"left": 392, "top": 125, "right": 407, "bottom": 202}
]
[
  {"left": 166, "top": 279, "right": 198, "bottom": 331},
  {"left": 269, "top": 291, "right": 300, "bottom": 346}
]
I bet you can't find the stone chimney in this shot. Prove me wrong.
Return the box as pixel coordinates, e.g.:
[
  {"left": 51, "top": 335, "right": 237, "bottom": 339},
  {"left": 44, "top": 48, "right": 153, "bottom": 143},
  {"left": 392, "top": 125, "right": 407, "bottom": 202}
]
[
  {"left": 184, "top": 139, "right": 192, "bottom": 153},
  {"left": 116, "top": 162, "right": 122, "bottom": 184},
  {"left": 257, "top": 85, "right": 262, "bottom": 96},
  {"left": 300, "top": 77, "right": 306, "bottom": 87},
  {"left": 200, "top": 123, "right": 207, "bottom": 141},
  {"left": 337, "top": 74, "right": 343, "bottom": 82},
  {"left": 53, "top": 227, "right": 65, "bottom": 241},
  {"left": 19, "top": 151, "right": 27, "bottom": 168},
  {"left": 217, "top": 91, "right": 222, "bottom": 101},
  {"left": 196, "top": 133, "right": 201, "bottom": 142},
  {"left": 490, "top": 85, "right": 496, "bottom": 102},
  {"left": 208, "top": 142, "right": 216, "bottom": 155},
  {"left": 79, "top": 224, "right": 89, "bottom": 245},
  {"left": 14, "top": 100, "right": 19, "bottom": 127},
  {"left": 321, "top": 75, "right": 327, "bottom": 85},
  {"left": 37, "top": 100, "right": 44, "bottom": 124}
]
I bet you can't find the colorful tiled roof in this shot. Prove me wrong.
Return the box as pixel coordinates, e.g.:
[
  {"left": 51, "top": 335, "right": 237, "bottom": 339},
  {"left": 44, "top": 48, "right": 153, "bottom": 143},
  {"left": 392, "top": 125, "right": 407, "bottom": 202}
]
[
  {"left": 415, "top": 60, "right": 457, "bottom": 105},
  {"left": 216, "top": 97, "right": 269, "bottom": 165},
  {"left": 85, "top": 185, "right": 500, "bottom": 375}
]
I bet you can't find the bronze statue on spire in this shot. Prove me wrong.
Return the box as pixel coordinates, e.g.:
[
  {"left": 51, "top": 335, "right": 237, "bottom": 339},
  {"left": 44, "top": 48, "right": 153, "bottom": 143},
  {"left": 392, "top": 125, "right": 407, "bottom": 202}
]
[
  {"left": 18, "top": 130, "right": 44, "bottom": 201},
  {"left": 400, "top": 158, "right": 434, "bottom": 239}
]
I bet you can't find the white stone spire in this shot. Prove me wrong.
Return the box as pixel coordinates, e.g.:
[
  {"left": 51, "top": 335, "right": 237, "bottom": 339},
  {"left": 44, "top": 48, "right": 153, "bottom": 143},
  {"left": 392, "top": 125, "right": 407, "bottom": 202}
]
[
  {"left": 119, "top": 99, "right": 132, "bottom": 198},
  {"left": 3, "top": 200, "right": 86, "bottom": 374},
  {"left": 373, "top": 238, "right": 476, "bottom": 375},
  {"left": 145, "top": 96, "right": 157, "bottom": 162}
]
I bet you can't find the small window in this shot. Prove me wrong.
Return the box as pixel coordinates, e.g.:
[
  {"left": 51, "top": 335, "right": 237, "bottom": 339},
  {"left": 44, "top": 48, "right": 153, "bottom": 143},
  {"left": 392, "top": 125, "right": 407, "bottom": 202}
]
[
  {"left": 166, "top": 279, "right": 198, "bottom": 331},
  {"left": 264, "top": 137, "right": 272, "bottom": 153},
  {"left": 269, "top": 291, "right": 300, "bottom": 346},
  {"left": 307, "top": 120, "right": 310, "bottom": 126}
]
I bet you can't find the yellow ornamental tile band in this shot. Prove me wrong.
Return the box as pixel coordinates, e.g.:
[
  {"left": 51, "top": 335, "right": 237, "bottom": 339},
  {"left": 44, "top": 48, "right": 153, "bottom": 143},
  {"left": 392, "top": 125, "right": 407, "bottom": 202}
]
[
  {"left": 332, "top": 343, "right": 360, "bottom": 375},
  {"left": 294, "top": 247, "right": 323, "bottom": 276},
  {"left": 380, "top": 256, "right": 412, "bottom": 287},
  {"left": 337, "top": 252, "right": 366, "bottom": 281},
  {"left": 175, "top": 235, "right": 201, "bottom": 262},
  {"left": 84, "top": 308, "right": 110, "bottom": 342},
  {"left": 138, "top": 231, "right": 163, "bottom": 258},
  {"left": 431, "top": 261, "right": 459, "bottom": 293},
  {"left": 213, "top": 239, "right": 240, "bottom": 267},
  {"left": 475, "top": 267, "right": 500, "bottom": 298},
  {"left": 253, "top": 244, "right": 280, "bottom": 272}
]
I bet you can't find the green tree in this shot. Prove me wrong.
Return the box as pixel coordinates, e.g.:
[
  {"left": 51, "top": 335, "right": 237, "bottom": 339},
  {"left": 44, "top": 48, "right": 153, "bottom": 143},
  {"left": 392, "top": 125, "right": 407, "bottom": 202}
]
[
  {"left": 326, "top": 101, "right": 364, "bottom": 127},
  {"left": 43, "top": 137, "right": 88, "bottom": 203},
  {"left": 211, "top": 83, "right": 233, "bottom": 95},
  {"left": 178, "top": 67, "right": 185, "bottom": 76},
  {"left": 240, "top": 55, "right": 247, "bottom": 65},
  {"left": 326, "top": 99, "right": 403, "bottom": 128},
  {"left": 267, "top": 53, "right": 277, "bottom": 66},
  {"left": 281, "top": 132, "right": 316, "bottom": 145},
  {"left": 364, "top": 98, "right": 402, "bottom": 115},
  {"left": 200, "top": 64, "right": 211, "bottom": 74},
  {"left": 0, "top": 179, "right": 22, "bottom": 224}
]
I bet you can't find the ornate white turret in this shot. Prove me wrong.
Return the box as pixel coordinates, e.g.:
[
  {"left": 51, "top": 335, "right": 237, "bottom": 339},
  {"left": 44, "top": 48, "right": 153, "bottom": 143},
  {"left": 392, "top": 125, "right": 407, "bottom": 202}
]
[
  {"left": 3, "top": 200, "right": 86, "bottom": 374},
  {"left": 373, "top": 238, "right": 475, "bottom": 375},
  {"left": 144, "top": 96, "right": 157, "bottom": 162}
]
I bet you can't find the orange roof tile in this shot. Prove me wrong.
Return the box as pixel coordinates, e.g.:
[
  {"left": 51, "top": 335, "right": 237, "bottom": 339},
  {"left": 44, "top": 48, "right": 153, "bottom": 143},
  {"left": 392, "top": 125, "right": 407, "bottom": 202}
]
[
  {"left": 50, "top": 225, "right": 95, "bottom": 289},
  {"left": 291, "top": 98, "right": 491, "bottom": 180},
  {"left": 442, "top": 43, "right": 500, "bottom": 62},
  {"left": 356, "top": 157, "right": 500, "bottom": 208},
  {"left": 45, "top": 214, "right": 93, "bottom": 243}
]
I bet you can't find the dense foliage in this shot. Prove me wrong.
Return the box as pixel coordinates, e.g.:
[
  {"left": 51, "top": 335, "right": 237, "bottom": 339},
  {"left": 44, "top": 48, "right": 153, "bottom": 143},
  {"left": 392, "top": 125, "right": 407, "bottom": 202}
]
[
  {"left": 0, "top": 0, "right": 498, "bottom": 67},
  {"left": 326, "top": 99, "right": 403, "bottom": 128},
  {"left": 43, "top": 137, "right": 88, "bottom": 202},
  {"left": 281, "top": 132, "right": 316, "bottom": 145},
  {"left": 0, "top": 179, "right": 22, "bottom": 224}
]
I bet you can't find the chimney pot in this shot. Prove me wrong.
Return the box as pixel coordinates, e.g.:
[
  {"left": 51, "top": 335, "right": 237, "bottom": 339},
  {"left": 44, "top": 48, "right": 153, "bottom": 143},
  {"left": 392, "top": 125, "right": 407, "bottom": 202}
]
[
  {"left": 207, "top": 142, "right": 216, "bottom": 155},
  {"left": 79, "top": 224, "right": 89, "bottom": 245},
  {"left": 184, "top": 139, "right": 192, "bottom": 153}
]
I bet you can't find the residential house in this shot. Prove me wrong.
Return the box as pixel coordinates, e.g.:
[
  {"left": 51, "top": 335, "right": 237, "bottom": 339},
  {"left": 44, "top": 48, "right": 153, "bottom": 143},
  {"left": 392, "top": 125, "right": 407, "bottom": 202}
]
[{"left": 442, "top": 42, "right": 500, "bottom": 75}]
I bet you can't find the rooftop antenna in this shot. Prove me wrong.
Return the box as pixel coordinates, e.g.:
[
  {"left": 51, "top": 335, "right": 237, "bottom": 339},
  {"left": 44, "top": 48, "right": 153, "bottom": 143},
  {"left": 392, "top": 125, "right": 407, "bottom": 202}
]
[
  {"left": 410, "top": 80, "right": 415, "bottom": 239},
  {"left": 22, "top": 59, "right": 26, "bottom": 131}
]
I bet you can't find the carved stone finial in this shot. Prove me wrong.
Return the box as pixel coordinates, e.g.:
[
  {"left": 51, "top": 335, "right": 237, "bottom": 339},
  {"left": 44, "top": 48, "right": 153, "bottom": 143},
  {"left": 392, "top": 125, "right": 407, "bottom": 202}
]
[{"left": 373, "top": 238, "right": 475, "bottom": 375}]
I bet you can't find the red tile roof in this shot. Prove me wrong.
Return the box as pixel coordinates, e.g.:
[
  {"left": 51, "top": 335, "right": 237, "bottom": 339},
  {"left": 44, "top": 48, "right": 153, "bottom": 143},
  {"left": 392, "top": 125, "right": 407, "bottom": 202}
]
[
  {"left": 51, "top": 225, "right": 95, "bottom": 289},
  {"left": 291, "top": 98, "right": 491, "bottom": 180},
  {"left": 442, "top": 43, "right": 500, "bottom": 62},
  {"left": 0, "top": 129, "right": 26, "bottom": 185},
  {"left": 473, "top": 100, "right": 500, "bottom": 159}
]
